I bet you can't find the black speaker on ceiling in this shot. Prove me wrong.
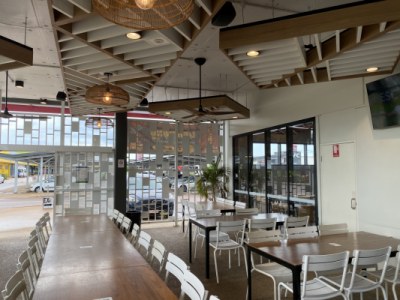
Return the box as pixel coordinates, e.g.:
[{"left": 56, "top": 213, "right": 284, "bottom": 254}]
[
  {"left": 56, "top": 91, "right": 67, "bottom": 101},
  {"left": 212, "top": 1, "right": 236, "bottom": 27}
]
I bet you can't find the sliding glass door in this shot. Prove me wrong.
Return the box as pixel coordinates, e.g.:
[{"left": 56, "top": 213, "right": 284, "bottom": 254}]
[{"left": 232, "top": 118, "right": 317, "bottom": 224}]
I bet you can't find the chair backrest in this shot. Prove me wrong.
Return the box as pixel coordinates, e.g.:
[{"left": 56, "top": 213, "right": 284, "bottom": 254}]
[
  {"left": 349, "top": 246, "right": 392, "bottom": 288},
  {"left": 116, "top": 212, "right": 124, "bottom": 226},
  {"left": 284, "top": 216, "right": 309, "bottom": 228},
  {"left": 248, "top": 218, "right": 276, "bottom": 231},
  {"left": 318, "top": 223, "right": 348, "bottom": 236},
  {"left": 17, "top": 250, "right": 35, "bottom": 297},
  {"left": 150, "top": 240, "right": 167, "bottom": 273},
  {"left": 216, "top": 220, "right": 246, "bottom": 246},
  {"left": 215, "top": 197, "right": 225, "bottom": 204},
  {"left": 165, "top": 252, "right": 189, "bottom": 284},
  {"left": 286, "top": 225, "right": 318, "bottom": 239},
  {"left": 302, "top": 251, "right": 350, "bottom": 298},
  {"left": 112, "top": 209, "right": 119, "bottom": 222},
  {"left": 181, "top": 269, "right": 208, "bottom": 300},
  {"left": 224, "top": 199, "right": 235, "bottom": 206},
  {"left": 28, "top": 235, "right": 43, "bottom": 272},
  {"left": 235, "top": 208, "right": 259, "bottom": 215},
  {"left": 187, "top": 202, "right": 198, "bottom": 218},
  {"left": 120, "top": 216, "right": 132, "bottom": 235},
  {"left": 246, "top": 229, "right": 282, "bottom": 244},
  {"left": 43, "top": 213, "right": 52, "bottom": 231},
  {"left": 1, "top": 269, "right": 29, "bottom": 300},
  {"left": 130, "top": 223, "right": 140, "bottom": 245},
  {"left": 235, "top": 201, "right": 247, "bottom": 209},
  {"left": 137, "top": 230, "right": 152, "bottom": 258}
]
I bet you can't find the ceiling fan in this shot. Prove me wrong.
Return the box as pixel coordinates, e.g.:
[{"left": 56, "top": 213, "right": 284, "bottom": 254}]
[{"left": 181, "top": 57, "right": 238, "bottom": 121}]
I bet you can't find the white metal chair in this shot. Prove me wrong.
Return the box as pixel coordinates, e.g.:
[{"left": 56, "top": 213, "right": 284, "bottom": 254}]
[
  {"left": 278, "top": 251, "right": 350, "bottom": 300},
  {"left": 284, "top": 216, "right": 309, "bottom": 228},
  {"left": 248, "top": 218, "right": 277, "bottom": 231},
  {"left": 224, "top": 199, "right": 235, "bottom": 206},
  {"left": 120, "top": 216, "right": 132, "bottom": 236},
  {"left": 246, "top": 230, "right": 292, "bottom": 300},
  {"left": 129, "top": 223, "right": 140, "bottom": 246},
  {"left": 43, "top": 212, "right": 52, "bottom": 232},
  {"left": 115, "top": 212, "right": 124, "bottom": 228},
  {"left": 28, "top": 235, "right": 43, "bottom": 278},
  {"left": 17, "top": 249, "right": 35, "bottom": 298},
  {"left": 363, "top": 244, "right": 400, "bottom": 300},
  {"left": 235, "top": 207, "right": 259, "bottom": 215},
  {"left": 209, "top": 219, "right": 248, "bottom": 283},
  {"left": 323, "top": 246, "right": 392, "bottom": 300},
  {"left": 179, "top": 269, "right": 208, "bottom": 300},
  {"left": 286, "top": 225, "right": 319, "bottom": 239},
  {"left": 150, "top": 239, "right": 167, "bottom": 273},
  {"left": 234, "top": 201, "right": 247, "bottom": 209},
  {"left": 112, "top": 209, "right": 119, "bottom": 223},
  {"left": 137, "top": 230, "right": 152, "bottom": 259},
  {"left": 1, "top": 270, "right": 29, "bottom": 300},
  {"left": 165, "top": 252, "right": 190, "bottom": 285},
  {"left": 193, "top": 209, "right": 229, "bottom": 258},
  {"left": 318, "top": 223, "right": 348, "bottom": 236}
]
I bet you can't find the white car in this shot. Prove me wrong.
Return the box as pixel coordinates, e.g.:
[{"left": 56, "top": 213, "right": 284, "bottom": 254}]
[{"left": 30, "top": 180, "right": 55, "bottom": 192}]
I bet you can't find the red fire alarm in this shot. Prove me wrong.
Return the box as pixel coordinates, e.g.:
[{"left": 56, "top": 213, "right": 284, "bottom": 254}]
[{"left": 333, "top": 144, "right": 340, "bottom": 157}]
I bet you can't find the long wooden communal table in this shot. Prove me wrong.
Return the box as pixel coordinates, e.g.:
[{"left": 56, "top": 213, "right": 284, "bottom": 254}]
[
  {"left": 246, "top": 231, "right": 400, "bottom": 300},
  {"left": 188, "top": 213, "right": 286, "bottom": 279},
  {"left": 33, "top": 214, "right": 177, "bottom": 300}
]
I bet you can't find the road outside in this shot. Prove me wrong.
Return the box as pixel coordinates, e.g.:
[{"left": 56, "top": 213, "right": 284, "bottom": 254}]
[{"left": 0, "top": 176, "right": 53, "bottom": 237}]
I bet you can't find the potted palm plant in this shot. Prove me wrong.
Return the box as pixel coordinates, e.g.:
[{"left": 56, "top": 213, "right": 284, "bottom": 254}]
[{"left": 196, "top": 154, "right": 229, "bottom": 201}]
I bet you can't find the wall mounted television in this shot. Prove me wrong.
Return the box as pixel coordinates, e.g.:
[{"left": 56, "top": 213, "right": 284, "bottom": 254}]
[{"left": 366, "top": 73, "right": 400, "bottom": 129}]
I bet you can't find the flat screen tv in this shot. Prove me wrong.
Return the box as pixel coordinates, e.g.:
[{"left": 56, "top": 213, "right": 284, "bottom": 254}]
[{"left": 366, "top": 73, "right": 400, "bottom": 129}]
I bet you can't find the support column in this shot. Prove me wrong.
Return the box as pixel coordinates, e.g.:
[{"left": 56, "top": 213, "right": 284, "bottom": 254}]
[{"left": 114, "top": 112, "right": 127, "bottom": 213}]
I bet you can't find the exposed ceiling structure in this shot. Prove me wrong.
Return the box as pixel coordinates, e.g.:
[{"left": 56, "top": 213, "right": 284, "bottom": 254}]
[{"left": 0, "top": 0, "right": 399, "bottom": 119}]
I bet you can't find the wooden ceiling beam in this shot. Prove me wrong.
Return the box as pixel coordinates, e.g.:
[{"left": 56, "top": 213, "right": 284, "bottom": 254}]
[{"left": 220, "top": 0, "right": 400, "bottom": 50}]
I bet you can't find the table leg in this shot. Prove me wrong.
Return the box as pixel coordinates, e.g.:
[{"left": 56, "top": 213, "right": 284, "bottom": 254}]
[
  {"left": 247, "top": 245, "right": 252, "bottom": 299},
  {"left": 189, "top": 220, "right": 192, "bottom": 263},
  {"left": 292, "top": 267, "right": 302, "bottom": 300},
  {"left": 205, "top": 228, "right": 210, "bottom": 278}
]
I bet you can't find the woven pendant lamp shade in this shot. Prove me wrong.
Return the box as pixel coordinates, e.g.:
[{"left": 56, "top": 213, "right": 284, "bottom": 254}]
[
  {"left": 85, "top": 83, "right": 130, "bottom": 106},
  {"left": 92, "top": 0, "right": 195, "bottom": 30}
]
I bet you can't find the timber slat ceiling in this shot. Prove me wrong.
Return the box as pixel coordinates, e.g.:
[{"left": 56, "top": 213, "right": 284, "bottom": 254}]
[
  {"left": 48, "top": 0, "right": 226, "bottom": 116},
  {"left": 220, "top": 0, "right": 400, "bottom": 89}
]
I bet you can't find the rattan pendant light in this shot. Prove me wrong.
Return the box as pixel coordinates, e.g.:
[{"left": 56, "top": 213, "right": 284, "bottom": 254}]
[
  {"left": 85, "top": 108, "right": 114, "bottom": 129},
  {"left": 85, "top": 73, "right": 129, "bottom": 106},
  {"left": 92, "top": 0, "right": 194, "bottom": 30}
]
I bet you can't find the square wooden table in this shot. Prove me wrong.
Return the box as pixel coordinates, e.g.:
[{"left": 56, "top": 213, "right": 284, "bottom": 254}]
[
  {"left": 188, "top": 212, "right": 286, "bottom": 279},
  {"left": 246, "top": 231, "right": 400, "bottom": 300}
]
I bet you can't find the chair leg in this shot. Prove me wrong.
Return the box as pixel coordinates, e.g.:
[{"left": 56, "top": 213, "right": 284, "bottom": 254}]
[
  {"left": 214, "top": 249, "right": 220, "bottom": 283},
  {"left": 392, "top": 282, "right": 399, "bottom": 300},
  {"left": 241, "top": 247, "right": 248, "bottom": 278},
  {"left": 228, "top": 250, "right": 231, "bottom": 269}
]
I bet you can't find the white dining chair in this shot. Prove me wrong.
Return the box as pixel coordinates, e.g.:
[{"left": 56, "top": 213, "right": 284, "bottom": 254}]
[
  {"left": 248, "top": 218, "right": 277, "bottom": 231},
  {"left": 323, "top": 246, "right": 392, "bottom": 300},
  {"left": 179, "top": 269, "right": 208, "bottom": 300},
  {"left": 120, "top": 216, "right": 132, "bottom": 236},
  {"left": 129, "top": 223, "right": 140, "bottom": 246},
  {"left": 165, "top": 252, "right": 190, "bottom": 285},
  {"left": 150, "top": 239, "right": 167, "bottom": 273},
  {"left": 246, "top": 229, "right": 292, "bottom": 300},
  {"left": 235, "top": 207, "right": 259, "bottom": 215},
  {"left": 234, "top": 201, "right": 247, "bottom": 209},
  {"left": 28, "top": 235, "right": 43, "bottom": 278},
  {"left": 318, "top": 223, "right": 348, "bottom": 236},
  {"left": 1, "top": 270, "right": 29, "bottom": 300},
  {"left": 137, "top": 230, "right": 152, "bottom": 259},
  {"left": 209, "top": 219, "right": 248, "bottom": 283},
  {"left": 363, "top": 244, "right": 400, "bottom": 300},
  {"left": 17, "top": 249, "right": 35, "bottom": 298},
  {"left": 285, "top": 225, "right": 319, "bottom": 239},
  {"left": 278, "top": 251, "right": 350, "bottom": 300},
  {"left": 284, "top": 216, "right": 309, "bottom": 228}
]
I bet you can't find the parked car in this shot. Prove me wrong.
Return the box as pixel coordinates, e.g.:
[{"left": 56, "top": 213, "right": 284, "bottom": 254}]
[
  {"left": 0, "top": 175, "right": 4, "bottom": 183},
  {"left": 128, "top": 174, "right": 174, "bottom": 218},
  {"left": 170, "top": 175, "right": 197, "bottom": 192},
  {"left": 30, "top": 179, "right": 55, "bottom": 192}
]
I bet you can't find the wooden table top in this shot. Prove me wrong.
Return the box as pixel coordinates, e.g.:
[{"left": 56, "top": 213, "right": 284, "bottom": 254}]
[
  {"left": 248, "top": 231, "right": 400, "bottom": 268},
  {"left": 33, "top": 215, "right": 177, "bottom": 300},
  {"left": 190, "top": 212, "right": 287, "bottom": 229}
]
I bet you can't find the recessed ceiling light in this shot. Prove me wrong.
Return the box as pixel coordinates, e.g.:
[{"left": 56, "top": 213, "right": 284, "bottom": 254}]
[
  {"left": 126, "top": 32, "right": 141, "bottom": 40},
  {"left": 232, "top": 116, "right": 238, "bottom": 119},
  {"left": 366, "top": 67, "right": 379, "bottom": 73},
  {"left": 165, "top": 112, "right": 171, "bottom": 115},
  {"left": 246, "top": 50, "right": 260, "bottom": 57}
]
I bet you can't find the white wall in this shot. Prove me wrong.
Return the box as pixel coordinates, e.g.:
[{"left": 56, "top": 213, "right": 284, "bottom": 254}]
[{"left": 229, "top": 76, "right": 400, "bottom": 238}]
